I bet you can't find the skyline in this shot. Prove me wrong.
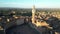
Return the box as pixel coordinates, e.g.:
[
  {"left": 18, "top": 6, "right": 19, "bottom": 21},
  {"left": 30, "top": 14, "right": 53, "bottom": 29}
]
[{"left": 0, "top": 0, "right": 60, "bottom": 8}]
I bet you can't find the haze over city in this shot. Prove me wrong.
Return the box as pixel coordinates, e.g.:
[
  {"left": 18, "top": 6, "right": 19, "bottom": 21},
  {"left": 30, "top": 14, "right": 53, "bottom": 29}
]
[
  {"left": 0, "top": 0, "right": 60, "bottom": 34},
  {"left": 0, "top": 0, "right": 60, "bottom": 8}
]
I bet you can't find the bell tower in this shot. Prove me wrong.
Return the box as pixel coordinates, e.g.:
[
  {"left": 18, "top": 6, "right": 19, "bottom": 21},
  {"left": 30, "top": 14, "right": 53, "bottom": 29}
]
[{"left": 32, "top": 5, "right": 36, "bottom": 24}]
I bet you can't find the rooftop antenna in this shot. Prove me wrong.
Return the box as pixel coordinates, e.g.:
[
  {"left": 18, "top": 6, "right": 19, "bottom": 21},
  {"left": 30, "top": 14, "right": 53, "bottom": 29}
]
[
  {"left": 32, "top": 0, "right": 36, "bottom": 9},
  {"left": 33, "top": 0, "right": 36, "bottom": 6}
]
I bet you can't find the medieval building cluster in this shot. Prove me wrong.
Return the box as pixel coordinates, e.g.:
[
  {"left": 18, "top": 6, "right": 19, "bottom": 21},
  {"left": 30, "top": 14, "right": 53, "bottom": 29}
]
[
  {"left": 0, "top": 5, "right": 60, "bottom": 34},
  {"left": 32, "top": 5, "right": 60, "bottom": 34}
]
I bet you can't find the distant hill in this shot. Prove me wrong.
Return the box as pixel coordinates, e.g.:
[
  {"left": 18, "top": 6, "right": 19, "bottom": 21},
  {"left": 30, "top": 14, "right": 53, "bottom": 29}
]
[{"left": 0, "top": 8, "right": 60, "bottom": 16}]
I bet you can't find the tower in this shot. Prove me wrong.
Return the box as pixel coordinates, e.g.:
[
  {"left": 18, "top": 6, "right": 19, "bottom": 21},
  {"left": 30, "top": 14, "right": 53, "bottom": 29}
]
[{"left": 32, "top": 5, "right": 36, "bottom": 24}]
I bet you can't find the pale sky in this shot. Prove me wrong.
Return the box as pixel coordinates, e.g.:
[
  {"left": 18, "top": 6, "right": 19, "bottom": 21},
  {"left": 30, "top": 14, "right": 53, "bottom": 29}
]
[{"left": 0, "top": 0, "right": 60, "bottom": 8}]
